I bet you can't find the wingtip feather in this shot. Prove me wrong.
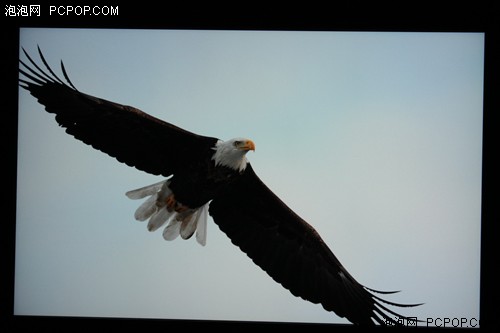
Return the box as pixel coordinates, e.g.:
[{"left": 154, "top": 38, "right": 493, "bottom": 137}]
[{"left": 60, "top": 60, "right": 78, "bottom": 91}]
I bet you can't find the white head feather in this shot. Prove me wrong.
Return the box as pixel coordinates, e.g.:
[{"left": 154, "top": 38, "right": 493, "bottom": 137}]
[{"left": 212, "top": 138, "right": 256, "bottom": 172}]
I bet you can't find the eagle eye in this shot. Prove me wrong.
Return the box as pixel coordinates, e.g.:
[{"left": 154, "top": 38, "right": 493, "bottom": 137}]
[{"left": 233, "top": 140, "right": 241, "bottom": 147}]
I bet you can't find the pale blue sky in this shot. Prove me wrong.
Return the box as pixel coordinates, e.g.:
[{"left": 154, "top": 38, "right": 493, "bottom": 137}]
[{"left": 16, "top": 29, "right": 483, "bottom": 326}]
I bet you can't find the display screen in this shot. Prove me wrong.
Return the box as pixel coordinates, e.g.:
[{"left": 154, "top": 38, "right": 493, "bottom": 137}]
[{"left": 16, "top": 28, "right": 484, "bottom": 327}]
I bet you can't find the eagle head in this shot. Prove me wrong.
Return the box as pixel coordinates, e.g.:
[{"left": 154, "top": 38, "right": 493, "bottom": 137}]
[{"left": 212, "top": 138, "right": 255, "bottom": 172}]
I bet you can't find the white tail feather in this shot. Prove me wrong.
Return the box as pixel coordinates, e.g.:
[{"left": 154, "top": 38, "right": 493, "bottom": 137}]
[
  {"left": 195, "top": 205, "right": 208, "bottom": 246},
  {"left": 147, "top": 207, "right": 174, "bottom": 232},
  {"left": 126, "top": 180, "right": 167, "bottom": 199},
  {"left": 126, "top": 180, "right": 209, "bottom": 245},
  {"left": 134, "top": 194, "right": 159, "bottom": 221},
  {"left": 163, "top": 219, "right": 181, "bottom": 241},
  {"left": 180, "top": 213, "right": 198, "bottom": 240}
]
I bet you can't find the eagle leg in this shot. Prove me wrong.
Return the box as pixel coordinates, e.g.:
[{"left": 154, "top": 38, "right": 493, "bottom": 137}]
[
  {"left": 165, "top": 193, "right": 189, "bottom": 213},
  {"left": 165, "top": 194, "right": 176, "bottom": 212}
]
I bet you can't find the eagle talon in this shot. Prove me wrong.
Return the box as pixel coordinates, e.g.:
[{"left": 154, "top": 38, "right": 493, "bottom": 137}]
[
  {"left": 165, "top": 193, "right": 189, "bottom": 213},
  {"left": 165, "top": 194, "right": 176, "bottom": 212}
]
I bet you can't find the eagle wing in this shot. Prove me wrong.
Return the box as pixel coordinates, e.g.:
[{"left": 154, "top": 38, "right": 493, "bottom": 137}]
[
  {"left": 19, "top": 47, "right": 218, "bottom": 177},
  {"left": 209, "top": 164, "right": 421, "bottom": 325}
]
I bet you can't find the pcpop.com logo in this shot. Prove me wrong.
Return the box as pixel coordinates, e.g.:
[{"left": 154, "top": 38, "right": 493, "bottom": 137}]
[{"left": 386, "top": 316, "right": 479, "bottom": 327}]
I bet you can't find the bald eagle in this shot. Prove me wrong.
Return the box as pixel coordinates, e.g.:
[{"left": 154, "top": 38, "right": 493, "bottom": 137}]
[{"left": 19, "top": 47, "right": 421, "bottom": 325}]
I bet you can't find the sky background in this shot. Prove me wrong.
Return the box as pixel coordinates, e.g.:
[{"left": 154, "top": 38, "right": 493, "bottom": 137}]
[{"left": 16, "top": 29, "right": 484, "bottom": 326}]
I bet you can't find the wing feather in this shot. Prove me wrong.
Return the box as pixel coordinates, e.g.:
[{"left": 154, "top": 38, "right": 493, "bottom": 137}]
[
  {"left": 19, "top": 48, "right": 218, "bottom": 177},
  {"left": 209, "top": 164, "right": 421, "bottom": 325}
]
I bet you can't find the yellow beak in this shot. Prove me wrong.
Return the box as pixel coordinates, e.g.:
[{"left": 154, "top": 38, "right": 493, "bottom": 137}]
[{"left": 241, "top": 140, "right": 256, "bottom": 152}]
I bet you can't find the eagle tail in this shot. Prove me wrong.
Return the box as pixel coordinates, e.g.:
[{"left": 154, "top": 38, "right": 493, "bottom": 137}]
[{"left": 126, "top": 180, "right": 208, "bottom": 246}]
